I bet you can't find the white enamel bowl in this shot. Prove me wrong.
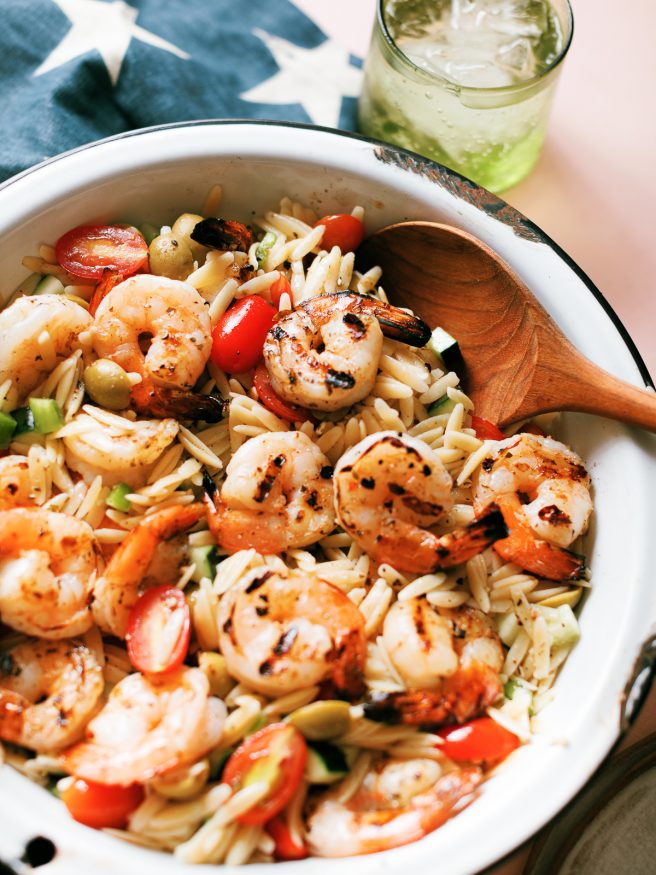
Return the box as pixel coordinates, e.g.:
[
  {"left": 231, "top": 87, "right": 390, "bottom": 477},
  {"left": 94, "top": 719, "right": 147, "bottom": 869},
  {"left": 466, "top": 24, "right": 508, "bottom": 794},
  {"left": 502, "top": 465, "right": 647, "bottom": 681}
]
[{"left": 0, "top": 121, "right": 655, "bottom": 875}]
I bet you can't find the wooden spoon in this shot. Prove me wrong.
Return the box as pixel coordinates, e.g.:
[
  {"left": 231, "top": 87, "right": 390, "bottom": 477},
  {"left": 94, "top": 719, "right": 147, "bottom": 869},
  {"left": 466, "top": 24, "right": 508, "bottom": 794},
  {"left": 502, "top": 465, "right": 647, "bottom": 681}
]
[{"left": 358, "top": 221, "right": 656, "bottom": 430}]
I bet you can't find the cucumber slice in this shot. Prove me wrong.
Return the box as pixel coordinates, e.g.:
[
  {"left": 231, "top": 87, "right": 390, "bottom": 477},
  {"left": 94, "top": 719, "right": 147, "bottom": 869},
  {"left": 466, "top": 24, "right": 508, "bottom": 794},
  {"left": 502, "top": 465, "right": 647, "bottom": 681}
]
[
  {"left": 28, "top": 398, "right": 65, "bottom": 434},
  {"left": 0, "top": 411, "right": 17, "bottom": 449},
  {"left": 106, "top": 482, "right": 132, "bottom": 512},
  {"left": 427, "top": 394, "right": 458, "bottom": 417},
  {"left": 190, "top": 545, "right": 219, "bottom": 583},
  {"left": 304, "top": 742, "right": 349, "bottom": 785},
  {"left": 537, "top": 604, "right": 580, "bottom": 648},
  {"left": 256, "top": 231, "right": 277, "bottom": 266},
  {"left": 496, "top": 612, "right": 520, "bottom": 647},
  {"left": 428, "top": 326, "right": 463, "bottom": 371},
  {"left": 33, "top": 275, "right": 65, "bottom": 296},
  {"left": 12, "top": 406, "right": 36, "bottom": 437}
]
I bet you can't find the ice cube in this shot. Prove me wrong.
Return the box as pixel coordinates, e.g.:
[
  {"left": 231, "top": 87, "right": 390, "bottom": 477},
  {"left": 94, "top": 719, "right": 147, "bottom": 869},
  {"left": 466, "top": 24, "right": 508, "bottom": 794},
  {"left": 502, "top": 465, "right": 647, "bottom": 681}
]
[{"left": 495, "top": 37, "right": 535, "bottom": 79}]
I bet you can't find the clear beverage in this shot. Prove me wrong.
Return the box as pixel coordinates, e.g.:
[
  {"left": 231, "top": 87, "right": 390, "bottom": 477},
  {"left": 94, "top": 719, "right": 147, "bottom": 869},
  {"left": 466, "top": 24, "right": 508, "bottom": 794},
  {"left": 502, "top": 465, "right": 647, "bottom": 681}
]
[{"left": 358, "top": 0, "right": 573, "bottom": 193}]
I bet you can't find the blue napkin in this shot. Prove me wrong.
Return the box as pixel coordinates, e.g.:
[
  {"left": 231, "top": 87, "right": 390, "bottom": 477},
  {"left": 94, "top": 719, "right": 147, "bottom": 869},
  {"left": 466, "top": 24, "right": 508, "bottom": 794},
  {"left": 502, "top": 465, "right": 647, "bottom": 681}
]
[{"left": 0, "top": 0, "right": 363, "bottom": 182}]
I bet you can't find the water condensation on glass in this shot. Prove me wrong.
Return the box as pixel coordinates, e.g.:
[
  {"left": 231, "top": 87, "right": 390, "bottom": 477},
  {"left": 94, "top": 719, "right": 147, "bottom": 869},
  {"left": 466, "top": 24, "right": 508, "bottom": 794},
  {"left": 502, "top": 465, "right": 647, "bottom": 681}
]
[{"left": 358, "top": 0, "right": 570, "bottom": 192}]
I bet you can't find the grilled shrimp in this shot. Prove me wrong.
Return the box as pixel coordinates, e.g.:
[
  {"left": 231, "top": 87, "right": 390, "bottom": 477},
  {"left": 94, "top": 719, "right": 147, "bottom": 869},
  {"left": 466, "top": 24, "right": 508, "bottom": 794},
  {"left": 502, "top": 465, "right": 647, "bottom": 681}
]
[
  {"left": 92, "top": 503, "right": 204, "bottom": 638},
  {"left": 0, "top": 639, "right": 104, "bottom": 752},
  {"left": 0, "top": 509, "right": 99, "bottom": 638},
  {"left": 306, "top": 756, "right": 481, "bottom": 856},
  {"left": 0, "top": 294, "right": 92, "bottom": 408},
  {"left": 334, "top": 432, "right": 507, "bottom": 574},
  {"left": 205, "top": 431, "right": 335, "bottom": 554},
  {"left": 0, "top": 456, "right": 34, "bottom": 508},
  {"left": 262, "top": 292, "right": 431, "bottom": 412},
  {"left": 364, "top": 602, "right": 504, "bottom": 727},
  {"left": 60, "top": 667, "right": 225, "bottom": 785},
  {"left": 473, "top": 434, "right": 592, "bottom": 580},
  {"left": 93, "top": 274, "right": 224, "bottom": 421},
  {"left": 217, "top": 567, "right": 366, "bottom": 698},
  {"left": 63, "top": 413, "right": 179, "bottom": 488}
]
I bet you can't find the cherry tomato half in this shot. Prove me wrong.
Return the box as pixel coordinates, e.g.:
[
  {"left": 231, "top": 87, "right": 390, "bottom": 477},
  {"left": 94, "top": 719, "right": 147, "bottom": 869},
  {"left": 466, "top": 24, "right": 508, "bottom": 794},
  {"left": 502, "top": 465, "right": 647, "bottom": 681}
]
[
  {"left": 126, "top": 585, "right": 191, "bottom": 674},
  {"left": 55, "top": 225, "right": 148, "bottom": 280},
  {"left": 269, "top": 274, "right": 292, "bottom": 309},
  {"left": 438, "top": 717, "right": 520, "bottom": 766},
  {"left": 211, "top": 295, "right": 276, "bottom": 374},
  {"left": 222, "top": 723, "right": 307, "bottom": 826},
  {"left": 314, "top": 214, "right": 364, "bottom": 253},
  {"left": 61, "top": 778, "right": 144, "bottom": 829},
  {"left": 253, "top": 363, "right": 312, "bottom": 424},
  {"left": 470, "top": 416, "right": 505, "bottom": 441},
  {"left": 266, "top": 815, "right": 308, "bottom": 861}
]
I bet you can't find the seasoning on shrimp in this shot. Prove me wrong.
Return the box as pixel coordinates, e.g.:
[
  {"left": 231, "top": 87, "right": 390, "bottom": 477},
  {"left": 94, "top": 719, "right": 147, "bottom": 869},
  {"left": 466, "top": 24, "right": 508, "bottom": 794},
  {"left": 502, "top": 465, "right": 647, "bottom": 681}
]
[
  {"left": 334, "top": 431, "right": 507, "bottom": 574},
  {"left": 205, "top": 431, "right": 335, "bottom": 553},
  {"left": 363, "top": 603, "right": 503, "bottom": 727},
  {"left": 92, "top": 274, "right": 225, "bottom": 422},
  {"left": 0, "top": 639, "right": 104, "bottom": 752},
  {"left": 0, "top": 508, "right": 99, "bottom": 638},
  {"left": 217, "top": 566, "right": 366, "bottom": 698},
  {"left": 262, "top": 292, "right": 431, "bottom": 412},
  {"left": 0, "top": 455, "right": 34, "bottom": 508}
]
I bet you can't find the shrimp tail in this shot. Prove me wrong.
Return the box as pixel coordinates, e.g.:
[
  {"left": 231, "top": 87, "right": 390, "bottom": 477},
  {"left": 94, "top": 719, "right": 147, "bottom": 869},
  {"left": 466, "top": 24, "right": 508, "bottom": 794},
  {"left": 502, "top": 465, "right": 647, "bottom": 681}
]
[
  {"left": 432, "top": 506, "right": 508, "bottom": 569},
  {"left": 331, "top": 627, "right": 367, "bottom": 700},
  {"left": 363, "top": 665, "right": 503, "bottom": 728},
  {"left": 300, "top": 292, "right": 431, "bottom": 348},
  {"left": 494, "top": 494, "right": 587, "bottom": 580},
  {"left": 130, "top": 379, "right": 228, "bottom": 423},
  {"left": 88, "top": 269, "right": 123, "bottom": 317},
  {"left": 190, "top": 218, "right": 253, "bottom": 252}
]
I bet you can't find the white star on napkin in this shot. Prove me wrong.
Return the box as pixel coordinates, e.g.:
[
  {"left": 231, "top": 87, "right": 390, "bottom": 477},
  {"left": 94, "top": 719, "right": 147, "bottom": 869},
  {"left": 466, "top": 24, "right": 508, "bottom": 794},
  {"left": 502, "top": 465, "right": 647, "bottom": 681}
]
[
  {"left": 35, "top": 0, "right": 189, "bottom": 86},
  {"left": 241, "top": 28, "right": 362, "bottom": 128}
]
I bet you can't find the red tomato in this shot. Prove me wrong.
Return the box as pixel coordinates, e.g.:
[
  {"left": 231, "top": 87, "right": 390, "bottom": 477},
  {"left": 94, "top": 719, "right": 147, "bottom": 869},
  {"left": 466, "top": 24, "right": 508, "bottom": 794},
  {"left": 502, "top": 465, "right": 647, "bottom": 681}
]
[
  {"left": 61, "top": 778, "right": 144, "bottom": 829},
  {"left": 438, "top": 718, "right": 520, "bottom": 766},
  {"left": 314, "top": 214, "right": 364, "bottom": 253},
  {"left": 269, "top": 274, "right": 292, "bottom": 309},
  {"left": 253, "top": 363, "right": 312, "bottom": 424},
  {"left": 222, "top": 724, "right": 307, "bottom": 826},
  {"left": 126, "top": 585, "right": 190, "bottom": 674},
  {"left": 470, "top": 416, "right": 505, "bottom": 441},
  {"left": 211, "top": 295, "right": 276, "bottom": 374},
  {"left": 266, "top": 815, "right": 308, "bottom": 861},
  {"left": 521, "top": 422, "right": 546, "bottom": 437},
  {"left": 55, "top": 225, "right": 148, "bottom": 280}
]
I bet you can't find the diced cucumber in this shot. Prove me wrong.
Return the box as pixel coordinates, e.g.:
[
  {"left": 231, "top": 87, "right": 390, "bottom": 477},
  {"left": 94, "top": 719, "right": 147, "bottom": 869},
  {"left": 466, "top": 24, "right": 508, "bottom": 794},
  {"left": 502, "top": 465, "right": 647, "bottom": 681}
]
[
  {"left": 256, "top": 231, "right": 277, "bottom": 266},
  {"left": 304, "top": 742, "right": 350, "bottom": 785},
  {"left": 208, "top": 746, "right": 234, "bottom": 781},
  {"left": 28, "top": 398, "right": 65, "bottom": 434},
  {"left": 537, "top": 604, "right": 580, "bottom": 648},
  {"left": 12, "top": 406, "right": 36, "bottom": 437},
  {"left": 427, "top": 394, "right": 458, "bottom": 417},
  {"left": 496, "top": 612, "right": 521, "bottom": 647},
  {"left": 106, "top": 482, "right": 132, "bottom": 512},
  {"left": 138, "top": 223, "right": 160, "bottom": 245},
  {"left": 246, "top": 713, "right": 268, "bottom": 736},
  {"left": 190, "top": 545, "right": 219, "bottom": 583},
  {"left": 33, "top": 275, "right": 65, "bottom": 296},
  {"left": 0, "top": 411, "right": 17, "bottom": 448},
  {"left": 428, "top": 326, "right": 463, "bottom": 371},
  {"left": 15, "top": 272, "right": 42, "bottom": 297}
]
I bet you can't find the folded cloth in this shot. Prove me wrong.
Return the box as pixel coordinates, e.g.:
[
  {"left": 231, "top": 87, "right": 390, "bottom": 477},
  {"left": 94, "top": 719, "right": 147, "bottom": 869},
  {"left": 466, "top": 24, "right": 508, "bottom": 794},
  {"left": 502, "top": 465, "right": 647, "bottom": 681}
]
[{"left": 0, "top": 0, "right": 363, "bottom": 183}]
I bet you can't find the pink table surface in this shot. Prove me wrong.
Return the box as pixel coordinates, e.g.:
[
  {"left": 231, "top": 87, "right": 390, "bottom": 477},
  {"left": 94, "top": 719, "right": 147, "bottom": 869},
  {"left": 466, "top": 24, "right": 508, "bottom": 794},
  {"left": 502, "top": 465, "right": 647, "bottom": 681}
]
[{"left": 297, "top": 1, "right": 656, "bottom": 872}]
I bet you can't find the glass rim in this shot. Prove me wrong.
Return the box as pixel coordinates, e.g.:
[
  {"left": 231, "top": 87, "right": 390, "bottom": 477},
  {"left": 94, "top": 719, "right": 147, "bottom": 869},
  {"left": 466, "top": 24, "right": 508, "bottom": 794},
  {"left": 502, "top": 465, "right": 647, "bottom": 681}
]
[{"left": 376, "top": 0, "right": 574, "bottom": 94}]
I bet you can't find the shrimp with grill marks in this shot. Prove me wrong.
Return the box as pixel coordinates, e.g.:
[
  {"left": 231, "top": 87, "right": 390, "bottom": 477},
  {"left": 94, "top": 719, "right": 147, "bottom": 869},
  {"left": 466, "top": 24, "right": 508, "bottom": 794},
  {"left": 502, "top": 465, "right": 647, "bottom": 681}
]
[
  {"left": 0, "top": 456, "right": 34, "bottom": 509},
  {"left": 364, "top": 602, "right": 504, "bottom": 728},
  {"left": 205, "top": 431, "right": 335, "bottom": 554},
  {"left": 334, "top": 432, "right": 507, "bottom": 574},
  {"left": 473, "top": 433, "right": 592, "bottom": 580},
  {"left": 263, "top": 292, "right": 431, "bottom": 412},
  {"left": 0, "top": 639, "right": 104, "bottom": 752},
  {"left": 217, "top": 566, "right": 366, "bottom": 699}
]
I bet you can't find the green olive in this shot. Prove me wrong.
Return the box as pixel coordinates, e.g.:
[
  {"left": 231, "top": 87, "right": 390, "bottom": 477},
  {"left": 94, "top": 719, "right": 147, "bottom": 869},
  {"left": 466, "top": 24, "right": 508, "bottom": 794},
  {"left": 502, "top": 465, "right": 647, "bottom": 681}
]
[
  {"left": 149, "top": 233, "right": 194, "bottom": 280},
  {"left": 198, "top": 651, "right": 234, "bottom": 699},
  {"left": 172, "top": 212, "right": 208, "bottom": 263},
  {"left": 286, "top": 700, "right": 351, "bottom": 740},
  {"left": 150, "top": 758, "right": 210, "bottom": 800},
  {"left": 538, "top": 587, "right": 582, "bottom": 609},
  {"left": 83, "top": 359, "right": 131, "bottom": 410}
]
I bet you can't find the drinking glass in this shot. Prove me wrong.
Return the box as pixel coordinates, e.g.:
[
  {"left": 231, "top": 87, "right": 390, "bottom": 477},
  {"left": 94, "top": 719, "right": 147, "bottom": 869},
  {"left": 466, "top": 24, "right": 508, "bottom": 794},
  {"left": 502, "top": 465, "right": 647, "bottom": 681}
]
[{"left": 358, "top": 0, "right": 574, "bottom": 193}]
